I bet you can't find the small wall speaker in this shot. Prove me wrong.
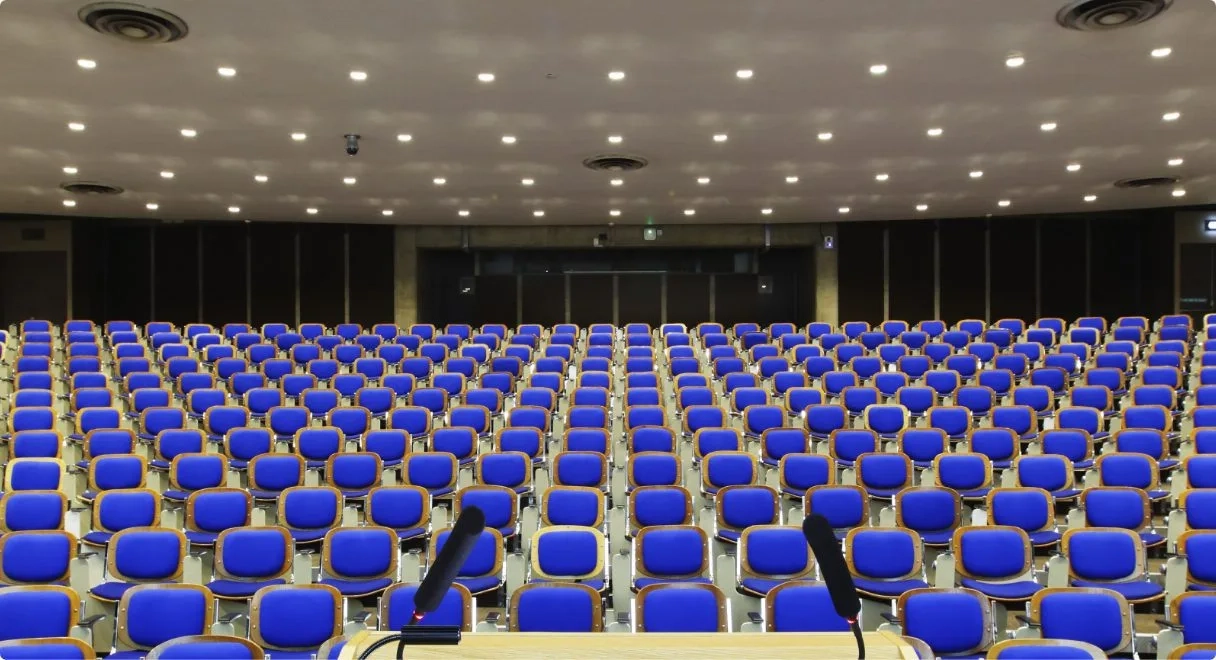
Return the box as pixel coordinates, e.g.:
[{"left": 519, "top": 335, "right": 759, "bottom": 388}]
[
  {"left": 458, "top": 277, "right": 475, "bottom": 295},
  {"left": 758, "top": 276, "right": 774, "bottom": 295}
]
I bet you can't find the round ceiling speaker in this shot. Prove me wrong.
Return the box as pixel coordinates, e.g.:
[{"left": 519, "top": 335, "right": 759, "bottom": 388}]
[
  {"left": 1113, "top": 176, "right": 1179, "bottom": 188},
  {"left": 60, "top": 181, "right": 125, "bottom": 195},
  {"left": 582, "top": 155, "right": 649, "bottom": 172},
  {"left": 78, "top": 2, "right": 189, "bottom": 44},
  {"left": 1056, "top": 0, "right": 1172, "bottom": 31}
]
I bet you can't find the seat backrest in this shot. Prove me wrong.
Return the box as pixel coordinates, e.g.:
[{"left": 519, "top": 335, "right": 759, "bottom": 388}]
[
  {"left": 509, "top": 582, "right": 603, "bottom": 632},
  {"left": 117, "top": 584, "right": 214, "bottom": 651},
  {"left": 897, "top": 587, "right": 992, "bottom": 657},
  {"left": 381, "top": 583, "right": 472, "bottom": 632},
  {"left": 1029, "top": 587, "right": 1131, "bottom": 654},
  {"left": 635, "top": 584, "right": 727, "bottom": 632},
  {"left": 250, "top": 584, "right": 342, "bottom": 652}
]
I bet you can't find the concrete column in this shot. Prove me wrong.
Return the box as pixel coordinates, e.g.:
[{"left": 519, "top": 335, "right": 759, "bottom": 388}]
[
  {"left": 815, "top": 224, "right": 839, "bottom": 325},
  {"left": 393, "top": 227, "right": 419, "bottom": 326}
]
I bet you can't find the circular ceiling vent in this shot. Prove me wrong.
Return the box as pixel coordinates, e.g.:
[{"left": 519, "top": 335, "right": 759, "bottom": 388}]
[
  {"left": 61, "top": 181, "right": 125, "bottom": 196},
  {"left": 582, "top": 155, "right": 649, "bottom": 172},
  {"left": 1056, "top": 0, "right": 1172, "bottom": 31},
  {"left": 78, "top": 2, "right": 188, "bottom": 44},
  {"left": 1113, "top": 176, "right": 1179, "bottom": 189}
]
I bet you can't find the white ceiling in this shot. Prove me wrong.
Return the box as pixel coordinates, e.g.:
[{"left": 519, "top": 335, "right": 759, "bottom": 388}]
[{"left": 0, "top": 0, "right": 1213, "bottom": 225}]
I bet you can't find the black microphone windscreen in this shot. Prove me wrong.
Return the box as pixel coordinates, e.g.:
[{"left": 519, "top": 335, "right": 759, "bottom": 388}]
[
  {"left": 802, "top": 513, "right": 862, "bottom": 621},
  {"left": 413, "top": 506, "right": 486, "bottom": 615}
]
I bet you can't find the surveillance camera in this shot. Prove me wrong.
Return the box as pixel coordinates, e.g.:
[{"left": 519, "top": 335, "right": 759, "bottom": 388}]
[{"left": 344, "top": 134, "right": 360, "bottom": 156}]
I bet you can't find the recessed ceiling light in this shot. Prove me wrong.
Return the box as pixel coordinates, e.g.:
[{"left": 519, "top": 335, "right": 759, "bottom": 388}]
[
  {"left": 62, "top": 199, "right": 76, "bottom": 208},
  {"left": 291, "top": 132, "right": 307, "bottom": 141},
  {"left": 381, "top": 209, "right": 394, "bottom": 217},
  {"left": 397, "top": 134, "right": 412, "bottom": 142},
  {"left": 1168, "top": 158, "right": 1184, "bottom": 167},
  {"left": 217, "top": 66, "right": 236, "bottom": 77},
  {"left": 477, "top": 72, "right": 495, "bottom": 83},
  {"left": 1151, "top": 47, "right": 1172, "bottom": 59},
  {"left": 521, "top": 178, "right": 534, "bottom": 186},
  {"left": 609, "top": 209, "right": 621, "bottom": 217},
  {"left": 916, "top": 204, "right": 929, "bottom": 212},
  {"left": 342, "top": 177, "right": 356, "bottom": 185},
  {"left": 68, "top": 122, "right": 85, "bottom": 132},
  {"left": 927, "top": 128, "right": 943, "bottom": 137},
  {"left": 761, "top": 208, "right": 773, "bottom": 215},
  {"left": 501, "top": 135, "right": 517, "bottom": 144},
  {"left": 433, "top": 177, "right": 446, "bottom": 185},
  {"left": 838, "top": 207, "right": 850, "bottom": 214},
  {"left": 608, "top": 71, "right": 625, "bottom": 81},
  {"left": 1040, "top": 122, "right": 1057, "bottom": 132},
  {"left": 349, "top": 70, "right": 368, "bottom": 81},
  {"left": 1083, "top": 195, "right": 1097, "bottom": 203},
  {"left": 77, "top": 59, "right": 96, "bottom": 69},
  {"left": 1066, "top": 163, "right": 1082, "bottom": 172},
  {"left": 62, "top": 166, "right": 77, "bottom": 175},
  {"left": 159, "top": 171, "right": 174, "bottom": 179},
  {"left": 533, "top": 210, "right": 545, "bottom": 217},
  {"left": 736, "top": 69, "right": 754, "bottom": 79},
  {"left": 180, "top": 128, "right": 197, "bottom": 138},
  {"left": 697, "top": 177, "right": 710, "bottom": 185},
  {"left": 785, "top": 176, "right": 799, "bottom": 184},
  {"left": 458, "top": 210, "right": 470, "bottom": 217},
  {"left": 997, "top": 199, "right": 1011, "bottom": 207},
  {"left": 817, "top": 132, "right": 833, "bottom": 141},
  {"left": 1005, "top": 54, "right": 1026, "bottom": 68},
  {"left": 1163, "top": 111, "right": 1181, "bottom": 122},
  {"left": 306, "top": 207, "right": 319, "bottom": 215},
  {"left": 254, "top": 174, "right": 268, "bottom": 183},
  {"left": 610, "top": 178, "right": 624, "bottom": 187},
  {"left": 607, "top": 135, "right": 623, "bottom": 144},
  {"left": 875, "top": 173, "right": 889, "bottom": 182},
  {"left": 227, "top": 206, "right": 240, "bottom": 214},
  {"left": 683, "top": 209, "right": 696, "bottom": 216},
  {"left": 712, "top": 134, "right": 728, "bottom": 143},
  {"left": 1173, "top": 188, "right": 1187, "bottom": 197},
  {"left": 869, "top": 64, "right": 887, "bottom": 75},
  {"left": 145, "top": 202, "right": 158, "bottom": 211},
  {"left": 969, "top": 171, "right": 984, "bottom": 179}
]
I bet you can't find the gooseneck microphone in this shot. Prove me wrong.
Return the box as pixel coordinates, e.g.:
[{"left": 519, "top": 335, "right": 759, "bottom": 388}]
[
  {"left": 358, "top": 506, "right": 486, "bottom": 660},
  {"left": 802, "top": 513, "right": 865, "bottom": 660},
  {"left": 411, "top": 505, "right": 486, "bottom": 622}
]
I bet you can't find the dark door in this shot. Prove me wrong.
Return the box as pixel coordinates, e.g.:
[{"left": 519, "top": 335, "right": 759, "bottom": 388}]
[{"left": 0, "top": 251, "right": 68, "bottom": 325}]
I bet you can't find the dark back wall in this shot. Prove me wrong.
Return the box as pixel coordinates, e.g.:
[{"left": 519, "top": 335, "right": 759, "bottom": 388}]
[
  {"left": 836, "top": 210, "right": 1175, "bottom": 325},
  {"left": 417, "top": 247, "right": 816, "bottom": 327},
  {"left": 71, "top": 220, "right": 395, "bottom": 327}
]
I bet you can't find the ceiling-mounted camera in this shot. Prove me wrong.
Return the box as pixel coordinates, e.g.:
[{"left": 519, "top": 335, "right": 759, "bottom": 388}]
[{"left": 344, "top": 134, "right": 360, "bottom": 156}]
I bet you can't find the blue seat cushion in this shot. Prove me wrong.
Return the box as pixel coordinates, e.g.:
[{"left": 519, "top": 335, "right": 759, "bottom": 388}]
[
  {"left": 108, "top": 651, "right": 146, "bottom": 659},
  {"left": 81, "top": 531, "right": 113, "bottom": 546},
  {"left": 162, "top": 490, "right": 191, "bottom": 502},
  {"left": 1028, "top": 530, "right": 1062, "bottom": 547},
  {"left": 633, "top": 576, "right": 712, "bottom": 590},
  {"left": 716, "top": 530, "right": 742, "bottom": 543},
  {"left": 79, "top": 491, "right": 98, "bottom": 502},
  {"left": 90, "top": 581, "right": 141, "bottom": 601},
  {"left": 258, "top": 650, "right": 317, "bottom": 659},
  {"left": 229, "top": 459, "right": 250, "bottom": 470},
  {"left": 150, "top": 459, "right": 171, "bottom": 470},
  {"left": 917, "top": 530, "right": 954, "bottom": 546},
  {"left": 248, "top": 489, "right": 285, "bottom": 500},
  {"left": 339, "top": 489, "right": 371, "bottom": 499},
  {"left": 1071, "top": 579, "right": 1163, "bottom": 602},
  {"left": 428, "top": 487, "right": 455, "bottom": 498},
  {"left": 740, "top": 578, "right": 787, "bottom": 596},
  {"left": 1051, "top": 489, "right": 1082, "bottom": 501},
  {"left": 960, "top": 579, "right": 1042, "bottom": 601},
  {"left": 185, "top": 531, "right": 220, "bottom": 546},
  {"left": 530, "top": 577, "right": 606, "bottom": 591},
  {"left": 381, "top": 459, "right": 402, "bottom": 469},
  {"left": 394, "top": 528, "right": 427, "bottom": 540},
  {"left": 1073, "top": 459, "right": 1094, "bottom": 470},
  {"left": 956, "top": 488, "right": 992, "bottom": 500},
  {"left": 208, "top": 578, "right": 287, "bottom": 599},
  {"left": 320, "top": 577, "right": 394, "bottom": 596},
  {"left": 1140, "top": 532, "right": 1166, "bottom": 547},
  {"left": 854, "top": 578, "right": 929, "bottom": 598},
  {"left": 865, "top": 487, "right": 902, "bottom": 500},
  {"left": 455, "top": 576, "right": 502, "bottom": 595},
  {"left": 288, "top": 529, "right": 329, "bottom": 544}
]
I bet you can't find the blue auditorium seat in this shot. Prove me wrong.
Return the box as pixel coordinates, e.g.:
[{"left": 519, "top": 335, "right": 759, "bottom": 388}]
[
  {"left": 805, "top": 485, "right": 868, "bottom": 539},
  {"left": 735, "top": 525, "right": 813, "bottom": 596},
  {"left": 109, "top": 584, "right": 213, "bottom": 658},
  {"left": 90, "top": 527, "right": 188, "bottom": 602},
  {"left": 0, "top": 491, "right": 67, "bottom": 533},
  {"left": 1060, "top": 528, "right": 1163, "bottom": 603},
  {"left": 635, "top": 583, "right": 727, "bottom": 632},
  {"left": 430, "top": 527, "right": 505, "bottom": 596},
  {"left": 528, "top": 527, "right": 606, "bottom": 590},
  {"left": 895, "top": 487, "right": 962, "bottom": 547},
  {"left": 764, "top": 581, "right": 852, "bottom": 632},
  {"left": 510, "top": 582, "right": 603, "bottom": 632},
  {"left": 1025, "top": 587, "right": 1132, "bottom": 655},
  {"left": 0, "top": 585, "right": 86, "bottom": 643},
  {"left": 845, "top": 527, "right": 930, "bottom": 599},
  {"left": 249, "top": 584, "right": 342, "bottom": 658},
  {"left": 952, "top": 526, "right": 1041, "bottom": 601},
  {"left": 319, "top": 526, "right": 397, "bottom": 598},
  {"left": 894, "top": 588, "right": 992, "bottom": 658}
]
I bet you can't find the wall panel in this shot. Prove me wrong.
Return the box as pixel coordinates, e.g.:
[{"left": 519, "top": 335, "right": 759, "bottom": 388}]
[
  {"left": 836, "top": 222, "right": 885, "bottom": 324},
  {"left": 347, "top": 225, "right": 395, "bottom": 326},
  {"left": 714, "top": 275, "right": 760, "bottom": 326},
  {"left": 666, "top": 274, "right": 711, "bottom": 326},
  {"left": 939, "top": 219, "right": 987, "bottom": 323},
  {"left": 471, "top": 276, "right": 517, "bottom": 327},
  {"left": 151, "top": 225, "right": 199, "bottom": 325},
  {"left": 887, "top": 221, "right": 935, "bottom": 323},
  {"left": 618, "top": 274, "right": 662, "bottom": 327},
  {"left": 521, "top": 275, "right": 565, "bottom": 326},
  {"left": 200, "top": 224, "right": 248, "bottom": 325},
  {"left": 1038, "top": 219, "right": 1088, "bottom": 320},
  {"left": 105, "top": 225, "right": 152, "bottom": 324},
  {"left": 249, "top": 223, "right": 296, "bottom": 326},
  {"left": 569, "top": 275, "right": 614, "bottom": 326},
  {"left": 298, "top": 224, "right": 345, "bottom": 326},
  {"left": 988, "top": 218, "right": 1037, "bottom": 322}
]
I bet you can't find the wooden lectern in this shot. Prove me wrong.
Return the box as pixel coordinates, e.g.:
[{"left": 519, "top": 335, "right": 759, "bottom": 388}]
[{"left": 338, "top": 630, "right": 918, "bottom": 659}]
